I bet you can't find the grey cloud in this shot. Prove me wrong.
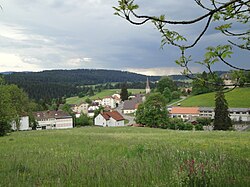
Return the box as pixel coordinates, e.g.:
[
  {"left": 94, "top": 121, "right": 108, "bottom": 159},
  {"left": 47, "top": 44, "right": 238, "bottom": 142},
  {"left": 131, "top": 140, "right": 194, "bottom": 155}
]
[{"left": 0, "top": 0, "right": 248, "bottom": 74}]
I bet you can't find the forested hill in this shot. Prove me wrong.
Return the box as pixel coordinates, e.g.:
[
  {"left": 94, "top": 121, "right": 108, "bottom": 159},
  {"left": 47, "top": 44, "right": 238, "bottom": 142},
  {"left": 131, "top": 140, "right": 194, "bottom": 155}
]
[
  {"left": 2, "top": 69, "right": 160, "bottom": 101},
  {"left": 4, "top": 69, "right": 160, "bottom": 85}
]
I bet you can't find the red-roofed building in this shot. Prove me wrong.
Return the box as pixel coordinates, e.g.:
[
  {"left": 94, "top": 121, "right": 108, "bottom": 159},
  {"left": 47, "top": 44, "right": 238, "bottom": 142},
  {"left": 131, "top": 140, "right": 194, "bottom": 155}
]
[
  {"left": 94, "top": 111, "right": 125, "bottom": 127},
  {"left": 169, "top": 107, "right": 199, "bottom": 121}
]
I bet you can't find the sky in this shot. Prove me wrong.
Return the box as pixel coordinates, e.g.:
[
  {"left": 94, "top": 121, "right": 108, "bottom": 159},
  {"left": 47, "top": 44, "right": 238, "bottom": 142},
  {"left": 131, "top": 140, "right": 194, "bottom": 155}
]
[{"left": 0, "top": 0, "right": 249, "bottom": 76}]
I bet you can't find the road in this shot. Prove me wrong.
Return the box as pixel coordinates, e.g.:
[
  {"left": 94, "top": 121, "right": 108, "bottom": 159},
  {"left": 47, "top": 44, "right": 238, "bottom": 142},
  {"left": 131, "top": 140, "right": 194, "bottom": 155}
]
[{"left": 167, "top": 96, "right": 187, "bottom": 107}]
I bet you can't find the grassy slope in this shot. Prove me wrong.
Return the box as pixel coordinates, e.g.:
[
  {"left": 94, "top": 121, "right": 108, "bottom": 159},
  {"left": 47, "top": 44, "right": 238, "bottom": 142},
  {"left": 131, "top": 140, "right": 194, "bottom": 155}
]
[
  {"left": 66, "top": 89, "right": 145, "bottom": 104},
  {"left": 180, "top": 87, "right": 250, "bottom": 107},
  {"left": 0, "top": 127, "right": 249, "bottom": 186}
]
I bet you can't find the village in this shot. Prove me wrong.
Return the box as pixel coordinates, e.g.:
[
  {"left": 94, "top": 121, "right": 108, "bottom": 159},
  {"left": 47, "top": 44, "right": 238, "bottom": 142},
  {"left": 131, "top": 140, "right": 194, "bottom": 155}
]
[{"left": 12, "top": 77, "right": 250, "bottom": 131}]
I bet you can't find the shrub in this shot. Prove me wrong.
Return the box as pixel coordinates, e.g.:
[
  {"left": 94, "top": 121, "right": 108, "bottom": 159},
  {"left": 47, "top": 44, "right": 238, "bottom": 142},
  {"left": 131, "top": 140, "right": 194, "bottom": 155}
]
[
  {"left": 184, "top": 123, "right": 194, "bottom": 131},
  {"left": 196, "top": 117, "right": 212, "bottom": 126},
  {"left": 167, "top": 118, "right": 183, "bottom": 130},
  {"left": 195, "top": 124, "right": 204, "bottom": 131}
]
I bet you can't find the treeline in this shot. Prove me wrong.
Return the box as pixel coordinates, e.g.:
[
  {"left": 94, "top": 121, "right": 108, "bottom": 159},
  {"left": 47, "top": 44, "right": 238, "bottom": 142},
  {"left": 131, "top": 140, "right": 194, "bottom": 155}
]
[
  {"left": 4, "top": 69, "right": 160, "bottom": 85},
  {"left": 3, "top": 69, "right": 160, "bottom": 101}
]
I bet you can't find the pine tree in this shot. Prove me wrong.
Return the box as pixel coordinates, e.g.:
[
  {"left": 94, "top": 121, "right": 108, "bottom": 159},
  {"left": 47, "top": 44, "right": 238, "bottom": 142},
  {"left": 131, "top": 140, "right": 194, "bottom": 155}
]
[
  {"left": 213, "top": 90, "right": 232, "bottom": 130},
  {"left": 120, "top": 83, "right": 128, "bottom": 101}
]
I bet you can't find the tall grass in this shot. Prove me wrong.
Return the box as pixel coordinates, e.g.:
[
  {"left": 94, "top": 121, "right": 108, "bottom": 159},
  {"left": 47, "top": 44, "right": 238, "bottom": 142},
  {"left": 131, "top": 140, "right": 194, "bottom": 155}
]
[{"left": 0, "top": 127, "right": 249, "bottom": 186}]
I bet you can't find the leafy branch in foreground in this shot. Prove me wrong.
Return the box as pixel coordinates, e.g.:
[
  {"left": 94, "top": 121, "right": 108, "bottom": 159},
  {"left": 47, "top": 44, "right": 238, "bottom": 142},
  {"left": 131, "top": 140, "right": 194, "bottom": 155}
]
[{"left": 114, "top": 0, "right": 250, "bottom": 88}]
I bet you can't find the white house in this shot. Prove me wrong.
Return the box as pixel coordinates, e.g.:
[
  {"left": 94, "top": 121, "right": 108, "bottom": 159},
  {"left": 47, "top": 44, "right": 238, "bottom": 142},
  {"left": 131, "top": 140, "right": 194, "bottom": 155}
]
[
  {"left": 122, "top": 95, "right": 143, "bottom": 114},
  {"left": 93, "top": 98, "right": 102, "bottom": 106},
  {"left": 102, "top": 96, "right": 116, "bottom": 109},
  {"left": 71, "top": 103, "right": 89, "bottom": 114},
  {"left": 11, "top": 116, "right": 30, "bottom": 131},
  {"left": 94, "top": 111, "right": 125, "bottom": 127},
  {"left": 87, "top": 105, "right": 99, "bottom": 117},
  {"left": 34, "top": 110, "right": 73, "bottom": 130},
  {"left": 220, "top": 73, "right": 235, "bottom": 88},
  {"left": 112, "top": 94, "right": 121, "bottom": 106}
]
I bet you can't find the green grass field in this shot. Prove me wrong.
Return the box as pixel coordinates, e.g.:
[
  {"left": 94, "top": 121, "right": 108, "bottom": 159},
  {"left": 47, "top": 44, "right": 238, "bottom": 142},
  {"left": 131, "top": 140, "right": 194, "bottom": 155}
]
[
  {"left": 180, "top": 88, "right": 250, "bottom": 107},
  {"left": 0, "top": 127, "right": 249, "bottom": 186},
  {"left": 66, "top": 89, "right": 145, "bottom": 104}
]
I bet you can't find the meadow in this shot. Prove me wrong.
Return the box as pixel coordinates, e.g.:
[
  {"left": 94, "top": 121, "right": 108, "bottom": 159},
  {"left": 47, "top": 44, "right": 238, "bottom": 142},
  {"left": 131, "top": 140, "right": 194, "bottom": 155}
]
[
  {"left": 180, "top": 87, "right": 250, "bottom": 108},
  {"left": 66, "top": 89, "right": 145, "bottom": 104},
  {"left": 0, "top": 127, "right": 249, "bottom": 186}
]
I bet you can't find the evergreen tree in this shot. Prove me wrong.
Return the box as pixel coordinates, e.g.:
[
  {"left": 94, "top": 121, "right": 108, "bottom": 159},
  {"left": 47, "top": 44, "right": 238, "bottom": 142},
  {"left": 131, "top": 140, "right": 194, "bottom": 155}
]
[
  {"left": 120, "top": 83, "right": 128, "bottom": 101},
  {"left": 213, "top": 90, "right": 232, "bottom": 130}
]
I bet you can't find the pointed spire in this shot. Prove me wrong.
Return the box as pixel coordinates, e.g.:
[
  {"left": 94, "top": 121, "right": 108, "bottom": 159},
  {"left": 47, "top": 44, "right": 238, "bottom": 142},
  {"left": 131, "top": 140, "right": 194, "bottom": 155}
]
[{"left": 146, "top": 77, "right": 151, "bottom": 94}]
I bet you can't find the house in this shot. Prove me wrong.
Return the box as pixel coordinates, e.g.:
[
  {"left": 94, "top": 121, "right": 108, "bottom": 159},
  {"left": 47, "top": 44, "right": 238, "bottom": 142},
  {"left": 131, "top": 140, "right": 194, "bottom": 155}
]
[
  {"left": 87, "top": 105, "right": 99, "bottom": 117},
  {"left": 221, "top": 73, "right": 235, "bottom": 88},
  {"left": 122, "top": 100, "right": 140, "bottom": 114},
  {"left": 199, "top": 107, "right": 250, "bottom": 122},
  {"left": 169, "top": 107, "right": 200, "bottom": 121},
  {"left": 199, "top": 107, "right": 214, "bottom": 118},
  {"left": 102, "top": 96, "right": 116, "bottom": 109},
  {"left": 229, "top": 108, "right": 250, "bottom": 122},
  {"left": 122, "top": 95, "right": 143, "bottom": 114},
  {"left": 71, "top": 102, "right": 89, "bottom": 114},
  {"left": 93, "top": 98, "right": 102, "bottom": 106},
  {"left": 34, "top": 110, "right": 73, "bottom": 130},
  {"left": 94, "top": 111, "right": 125, "bottom": 127},
  {"left": 11, "top": 116, "right": 30, "bottom": 131},
  {"left": 112, "top": 93, "right": 122, "bottom": 106}
]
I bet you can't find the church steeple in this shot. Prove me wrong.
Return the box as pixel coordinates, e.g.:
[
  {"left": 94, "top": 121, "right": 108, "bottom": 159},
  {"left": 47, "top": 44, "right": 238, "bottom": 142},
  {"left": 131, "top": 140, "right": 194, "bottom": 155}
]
[{"left": 146, "top": 77, "right": 151, "bottom": 94}]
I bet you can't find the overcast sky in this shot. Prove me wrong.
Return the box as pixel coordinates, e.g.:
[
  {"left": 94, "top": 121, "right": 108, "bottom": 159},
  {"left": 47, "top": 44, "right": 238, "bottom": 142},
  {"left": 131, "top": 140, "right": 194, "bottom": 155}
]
[{"left": 0, "top": 0, "right": 249, "bottom": 75}]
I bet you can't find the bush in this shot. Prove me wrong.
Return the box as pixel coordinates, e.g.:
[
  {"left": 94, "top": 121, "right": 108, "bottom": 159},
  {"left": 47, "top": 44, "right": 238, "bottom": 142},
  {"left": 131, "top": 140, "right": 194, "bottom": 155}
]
[
  {"left": 184, "top": 123, "right": 194, "bottom": 131},
  {"left": 0, "top": 121, "right": 11, "bottom": 136},
  {"left": 167, "top": 118, "right": 193, "bottom": 131},
  {"left": 75, "top": 113, "right": 93, "bottom": 127},
  {"left": 195, "top": 124, "right": 204, "bottom": 131},
  {"left": 196, "top": 117, "right": 212, "bottom": 126},
  {"left": 167, "top": 118, "right": 183, "bottom": 130}
]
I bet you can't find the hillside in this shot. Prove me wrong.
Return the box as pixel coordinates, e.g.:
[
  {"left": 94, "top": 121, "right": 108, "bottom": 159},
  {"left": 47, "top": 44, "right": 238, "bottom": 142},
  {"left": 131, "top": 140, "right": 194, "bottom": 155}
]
[
  {"left": 180, "top": 88, "right": 250, "bottom": 108},
  {"left": 66, "top": 89, "right": 144, "bottom": 104},
  {"left": 4, "top": 69, "right": 160, "bottom": 85},
  {"left": 0, "top": 127, "right": 249, "bottom": 186},
  {"left": 2, "top": 69, "right": 160, "bottom": 101}
]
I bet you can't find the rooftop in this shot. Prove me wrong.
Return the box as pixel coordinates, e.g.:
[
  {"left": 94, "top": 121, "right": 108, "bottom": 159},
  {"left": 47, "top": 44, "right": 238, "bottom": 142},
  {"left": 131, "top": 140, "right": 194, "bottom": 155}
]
[
  {"left": 101, "top": 111, "right": 125, "bottom": 121},
  {"left": 170, "top": 107, "right": 199, "bottom": 114}
]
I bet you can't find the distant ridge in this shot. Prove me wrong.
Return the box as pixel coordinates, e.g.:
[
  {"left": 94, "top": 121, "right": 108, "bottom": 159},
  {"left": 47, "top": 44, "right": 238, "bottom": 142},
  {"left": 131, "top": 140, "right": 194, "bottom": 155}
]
[
  {"left": 2, "top": 69, "right": 161, "bottom": 101},
  {"left": 3, "top": 69, "right": 161, "bottom": 85}
]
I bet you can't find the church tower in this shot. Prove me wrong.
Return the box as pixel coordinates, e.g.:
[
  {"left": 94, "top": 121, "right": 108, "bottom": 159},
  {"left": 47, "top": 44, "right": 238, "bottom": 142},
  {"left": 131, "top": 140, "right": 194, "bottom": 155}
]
[{"left": 145, "top": 77, "right": 151, "bottom": 94}]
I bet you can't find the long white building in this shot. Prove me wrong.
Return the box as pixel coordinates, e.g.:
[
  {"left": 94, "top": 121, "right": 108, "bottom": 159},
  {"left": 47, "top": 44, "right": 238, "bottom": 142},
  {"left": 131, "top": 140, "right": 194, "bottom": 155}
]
[{"left": 34, "top": 110, "right": 73, "bottom": 130}]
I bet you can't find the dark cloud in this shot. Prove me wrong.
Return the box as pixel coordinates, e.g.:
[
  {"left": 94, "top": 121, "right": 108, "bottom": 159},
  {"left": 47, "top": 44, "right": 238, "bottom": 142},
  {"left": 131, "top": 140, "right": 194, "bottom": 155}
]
[{"left": 0, "top": 0, "right": 248, "bottom": 75}]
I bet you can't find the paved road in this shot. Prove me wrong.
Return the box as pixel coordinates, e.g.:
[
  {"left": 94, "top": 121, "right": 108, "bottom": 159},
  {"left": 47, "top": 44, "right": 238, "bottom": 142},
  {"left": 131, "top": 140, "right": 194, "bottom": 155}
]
[
  {"left": 116, "top": 102, "right": 135, "bottom": 125},
  {"left": 167, "top": 96, "right": 187, "bottom": 107}
]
